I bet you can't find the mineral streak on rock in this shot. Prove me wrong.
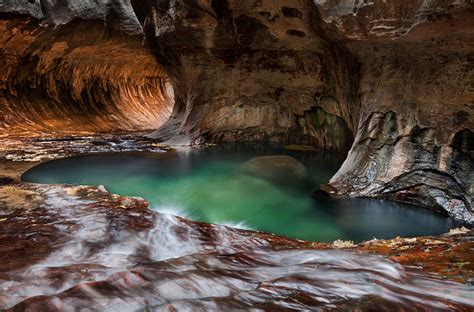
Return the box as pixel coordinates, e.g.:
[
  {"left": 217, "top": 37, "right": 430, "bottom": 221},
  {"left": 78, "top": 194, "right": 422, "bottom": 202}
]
[
  {"left": 0, "top": 0, "right": 141, "bottom": 32},
  {"left": 0, "top": 1, "right": 473, "bottom": 309},
  {"left": 322, "top": 1, "right": 474, "bottom": 224},
  {"left": 0, "top": 133, "right": 167, "bottom": 163},
  {"left": 143, "top": 0, "right": 360, "bottom": 149},
  {"left": 314, "top": 0, "right": 472, "bottom": 39}
]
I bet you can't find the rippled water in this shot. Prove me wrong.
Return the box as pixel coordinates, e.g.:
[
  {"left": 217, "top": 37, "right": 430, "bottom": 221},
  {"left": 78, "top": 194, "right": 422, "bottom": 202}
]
[
  {"left": 1, "top": 185, "right": 472, "bottom": 310},
  {"left": 23, "top": 144, "right": 457, "bottom": 242}
]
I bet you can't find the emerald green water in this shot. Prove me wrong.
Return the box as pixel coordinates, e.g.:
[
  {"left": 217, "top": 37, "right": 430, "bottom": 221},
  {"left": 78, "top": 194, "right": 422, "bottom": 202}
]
[{"left": 23, "top": 145, "right": 457, "bottom": 242}]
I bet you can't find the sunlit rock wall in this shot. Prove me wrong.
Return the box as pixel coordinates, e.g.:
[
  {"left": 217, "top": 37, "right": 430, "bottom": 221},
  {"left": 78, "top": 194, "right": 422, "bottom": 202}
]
[
  {"left": 0, "top": 2, "right": 173, "bottom": 134},
  {"left": 0, "top": 0, "right": 472, "bottom": 223}
]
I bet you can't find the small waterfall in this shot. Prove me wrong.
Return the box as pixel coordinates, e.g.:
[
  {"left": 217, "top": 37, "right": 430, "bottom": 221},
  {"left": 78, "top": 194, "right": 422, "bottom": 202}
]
[{"left": 1, "top": 185, "right": 472, "bottom": 310}]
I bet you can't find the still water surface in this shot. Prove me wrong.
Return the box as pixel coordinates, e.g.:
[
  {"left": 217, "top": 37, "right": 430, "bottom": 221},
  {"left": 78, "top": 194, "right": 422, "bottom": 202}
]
[{"left": 23, "top": 144, "right": 457, "bottom": 242}]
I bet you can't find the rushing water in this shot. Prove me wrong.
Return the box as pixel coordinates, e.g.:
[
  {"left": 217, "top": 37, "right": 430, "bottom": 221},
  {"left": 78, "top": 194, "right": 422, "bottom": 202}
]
[
  {"left": 23, "top": 144, "right": 457, "bottom": 242},
  {"left": 1, "top": 185, "right": 472, "bottom": 310}
]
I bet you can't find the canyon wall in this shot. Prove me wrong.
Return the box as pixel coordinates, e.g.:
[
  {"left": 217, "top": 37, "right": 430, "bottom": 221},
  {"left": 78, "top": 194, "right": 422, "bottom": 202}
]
[
  {"left": 0, "top": 2, "right": 173, "bottom": 134},
  {"left": 142, "top": 0, "right": 360, "bottom": 149},
  {"left": 140, "top": 0, "right": 473, "bottom": 222},
  {"left": 0, "top": 0, "right": 472, "bottom": 223},
  {"left": 315, "top": 0, "right": 474, "bottom": 223}
]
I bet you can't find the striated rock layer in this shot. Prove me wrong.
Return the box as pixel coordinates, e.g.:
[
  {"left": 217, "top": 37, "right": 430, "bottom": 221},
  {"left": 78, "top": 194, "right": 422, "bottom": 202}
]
[
  {"left": 0, "top": 13, "right": 173, "bottom": 134},
  {"left": 0, "top": 1, "right": 473, "bottom": 223},
  {"left": 143, "top": 0, "right": 360, "bottom": 149},
  {"left": 317, "top": 0, "right": 474, "bottom": 224}
]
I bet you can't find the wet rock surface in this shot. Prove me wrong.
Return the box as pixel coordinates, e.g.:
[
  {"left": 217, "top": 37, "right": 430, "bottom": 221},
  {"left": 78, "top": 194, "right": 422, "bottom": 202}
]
[
  {"left": 0, "top": 0, "right": 473, "bottom": 308},
  {"left": 327, "top": 2, "right": 474, "bottom": 224},
  {"left": 0, "top": 183, "right": 472, "bottom": 310},
  {"left": 0, "top": 133, "right": 167, "bottom": 163},
  {"left": 144, "top": 0, "right": 473, "bottom": 223},
  {"left": 0, "top": 135, "right": 471, "bottom": 309}
]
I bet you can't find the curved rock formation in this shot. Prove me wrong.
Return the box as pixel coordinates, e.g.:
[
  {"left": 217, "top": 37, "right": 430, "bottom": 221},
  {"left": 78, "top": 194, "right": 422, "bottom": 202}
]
[
  {"left": 143, "top": 0, "right": 360, "bottom": 149},
  {"left": 0, "top": 0, "right": 472, "bottom": 223},
  {"left": 315, "top": 0, "right": 474, "bottom": 224},
  {"left": 141, "top": 0, "right": 473, "bottom": 222},
  {"left": 0, "top": 6, "right": 173, "bottom": 134}
]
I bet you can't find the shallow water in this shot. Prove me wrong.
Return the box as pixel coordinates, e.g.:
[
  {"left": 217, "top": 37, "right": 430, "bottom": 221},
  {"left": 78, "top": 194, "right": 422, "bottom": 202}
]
[
  {"left": 1, "top": 185, "right": 472, "bottom": 310},
  {"left": 23, "top": 144, "right": 458, "bottom": 242}
]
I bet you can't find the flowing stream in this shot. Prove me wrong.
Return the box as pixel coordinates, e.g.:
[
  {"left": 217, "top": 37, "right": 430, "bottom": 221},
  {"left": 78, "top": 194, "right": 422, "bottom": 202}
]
[
  {"left": 3, "top": 144, "right": 470, "bottom": 310},
  {"left": 0, "top": 184, "right": 472, "bottom": 310}
]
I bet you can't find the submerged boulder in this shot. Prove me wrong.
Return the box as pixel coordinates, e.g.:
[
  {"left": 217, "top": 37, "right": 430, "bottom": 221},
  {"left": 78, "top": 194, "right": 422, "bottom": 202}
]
[{"left": 240, "top": 156, "right": 308, "bottom": 186}]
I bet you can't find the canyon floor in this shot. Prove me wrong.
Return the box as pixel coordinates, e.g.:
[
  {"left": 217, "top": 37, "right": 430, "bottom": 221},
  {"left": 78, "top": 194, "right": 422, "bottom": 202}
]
[{"left": 0, "top": 134, "right": 472, "bottom": 310}]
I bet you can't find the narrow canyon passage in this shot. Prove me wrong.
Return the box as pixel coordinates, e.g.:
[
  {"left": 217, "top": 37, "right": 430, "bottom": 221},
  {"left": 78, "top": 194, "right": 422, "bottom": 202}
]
[
  {"left": 0, "top": 16, "right": 174, "bottom": 134},
  {"left": 1, "top": 0, "right": 472, "bottom": 223},
  {"left": 140, "top": 0, "right": 473, "bottom": 224},
  {"left": 0, "top": 0, "right": 473, "bottom": 310}
]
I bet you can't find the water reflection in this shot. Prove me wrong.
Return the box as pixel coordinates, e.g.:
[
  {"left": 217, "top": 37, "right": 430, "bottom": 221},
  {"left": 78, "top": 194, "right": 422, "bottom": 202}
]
[{"left": 23, "top": 144, "right": 458, "bottom": 242}]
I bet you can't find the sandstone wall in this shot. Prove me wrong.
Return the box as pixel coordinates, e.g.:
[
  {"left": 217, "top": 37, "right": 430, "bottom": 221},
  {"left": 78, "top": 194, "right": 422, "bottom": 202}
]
[
  {"left": 317, "top": 0, "right": 474, "bottom": 223},
  {"left": 0, "top": 14, "right": 173, "bottom": 134},
  {"left": 142, "top": 0, "right": 360, "bottom": 149},
  {"left": 0, "top": 0, "right": 472, "bottom": 223}
]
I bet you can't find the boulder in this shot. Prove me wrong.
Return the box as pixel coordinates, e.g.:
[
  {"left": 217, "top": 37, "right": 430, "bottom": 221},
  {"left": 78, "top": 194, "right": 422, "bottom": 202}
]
[{"left": 240, "top": 156, "right": 307, "bottom": 186}]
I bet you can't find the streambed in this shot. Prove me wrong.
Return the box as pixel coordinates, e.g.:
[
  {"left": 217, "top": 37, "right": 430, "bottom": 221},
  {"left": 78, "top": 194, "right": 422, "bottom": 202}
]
[{"left": 0, "top": 184, "right": 471, "bottom": 310}]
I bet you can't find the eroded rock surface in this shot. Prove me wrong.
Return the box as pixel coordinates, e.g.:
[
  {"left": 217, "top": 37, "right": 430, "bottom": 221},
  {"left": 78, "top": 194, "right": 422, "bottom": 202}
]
[
  {"left": 0, "top": 0, "right": 141, "bottom": 31},
  {"left": 314, "top": 0, "right": 472, "bottom": 39},
  {"left": 0, "top": 2, "right": 473, "bottom": 309},
  {"left": 143, "top": 0, "right": 359, "bottom": 149},
  {"left": 0, "top": 183, "right": 472, "bottom": 310},
  {"left": 0, "top": 14, "right": 173, "bottom": 134},
  {"left": 322, "top": 1, "right": 474, "bottom": 224},
  {"left": 141, "top": 0, "right": 473, "bottom": 223},
  {"left": 0, "top": 133, "right": 167, "bottom": 163}
]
